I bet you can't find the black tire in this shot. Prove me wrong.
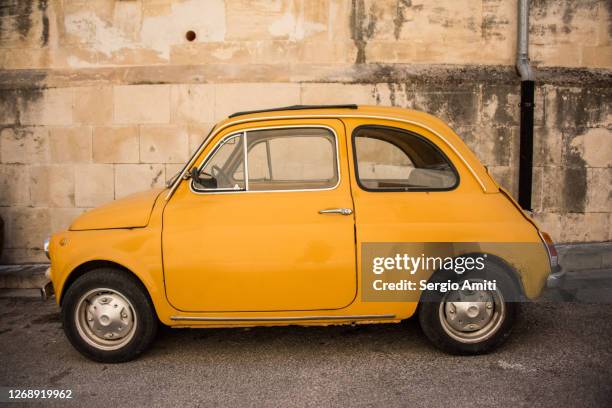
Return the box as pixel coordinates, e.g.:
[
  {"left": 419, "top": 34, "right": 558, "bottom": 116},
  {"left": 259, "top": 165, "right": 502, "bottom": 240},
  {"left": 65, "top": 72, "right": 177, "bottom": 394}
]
[
  {"left": 418, "top": 258, "right": 520, "bottom": 355},
  {"left": 61, "top": 268, "right": 158, "bottom": 363}
]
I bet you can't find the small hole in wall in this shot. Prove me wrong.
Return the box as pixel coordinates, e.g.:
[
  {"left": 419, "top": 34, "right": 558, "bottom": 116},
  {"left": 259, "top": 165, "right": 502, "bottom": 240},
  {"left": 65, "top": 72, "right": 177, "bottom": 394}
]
[{"left": 185, "top": 30, "right": 196, "bottom": 42}]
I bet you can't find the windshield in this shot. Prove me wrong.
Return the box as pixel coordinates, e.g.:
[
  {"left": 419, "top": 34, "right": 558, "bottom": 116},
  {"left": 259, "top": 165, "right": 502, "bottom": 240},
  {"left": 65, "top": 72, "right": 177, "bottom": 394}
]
[{"left": 165, "top": 125, "right": 217, "bottom": 189}]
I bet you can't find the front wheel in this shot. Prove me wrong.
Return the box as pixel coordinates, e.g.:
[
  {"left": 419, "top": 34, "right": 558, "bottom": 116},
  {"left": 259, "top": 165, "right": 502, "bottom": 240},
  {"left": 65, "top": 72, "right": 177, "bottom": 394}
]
[
  {"left": 418, "top": 265, "right": 519, "bottom": 355},
  {"left": 61, "top": 268, "right": 158, "bottom": 363}
]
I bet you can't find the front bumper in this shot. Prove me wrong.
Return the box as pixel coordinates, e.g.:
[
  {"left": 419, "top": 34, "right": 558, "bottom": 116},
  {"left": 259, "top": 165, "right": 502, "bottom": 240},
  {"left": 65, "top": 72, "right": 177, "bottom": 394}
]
[
  {"left": 40, "top": 267, "right": 54, "bottom": 300},
  {"left": 546, "top": 265, "right": 566, "bottom": 289}
]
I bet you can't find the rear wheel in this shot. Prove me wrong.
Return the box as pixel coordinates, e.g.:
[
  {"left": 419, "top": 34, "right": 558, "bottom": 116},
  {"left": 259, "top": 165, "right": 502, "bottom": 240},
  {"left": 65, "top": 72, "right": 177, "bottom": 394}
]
[
  {"left": 61, "top": 268, "right": 158, "bottom": 363},
  {"left": 418, "top": 262, "right": 519, "bottom": 355}
]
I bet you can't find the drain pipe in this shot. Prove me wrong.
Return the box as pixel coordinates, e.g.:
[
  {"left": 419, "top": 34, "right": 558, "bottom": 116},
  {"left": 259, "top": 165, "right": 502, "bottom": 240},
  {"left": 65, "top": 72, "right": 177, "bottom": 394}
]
[{"left": 516, "top": 0, "right": 535, "bottom": 210}]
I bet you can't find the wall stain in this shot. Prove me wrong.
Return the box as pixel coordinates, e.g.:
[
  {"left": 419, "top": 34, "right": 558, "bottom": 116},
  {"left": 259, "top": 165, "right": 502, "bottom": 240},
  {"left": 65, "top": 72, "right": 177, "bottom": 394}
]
[
  {"left": 0, "top": 1, "right": 32, "bottom": 43},
  {"left": 15, "top": 2, "right": 32, "bottom": 41},
  {"left": 561, "top": 1, "right": 578, "bottom": 34},
  {"left": 151, "top": 169, "right": 163, "bottom": 187},
  {"left": 554, "top": 87, "right": 610, "bottom": 129},
  {"left": 481, "top": 14, "right": 509, "bottom": 41},
  {"left": 0, "top": 90, "right": 19, "bottom": 124},
  {"left": 562, "top": 131, "right": 587, "bottom": 213},
  {"left": 387, "top": 83, "right": 396, "bottom": 106},
  {"left": 393, "top": 0, "right": 411, "bottom": 40},
  {"left": 492, "top": 127, "right": 513, "bottom": 167},
  {"left": 38, "top": 0, "right": 48, "bottom": 46},
  {"left": 531, "top": 0, "right": 600, "bottom": 35},
  {"left": 482, "top": 84, "right": 519, "bottom": 126},
  {"left": 17, "top": 87, "right": 45, "bottom": 125},
  {"left": 350, "top": 0, "right": 378, "bottom": 64},
  {"left": 0, "top": 0, "right": 50, "bottom": 46},
  {"left": 371, "top": 85, "right": 381, "bottom": 104},
  {"left": 428, "top": 6, "right": 453, "bottom": 28},
  {"left": 412, "top": 90, "right": 479, "bottom": 127},
  {"left": 605, "top": 0, "right": 612, "bottom": 36}
]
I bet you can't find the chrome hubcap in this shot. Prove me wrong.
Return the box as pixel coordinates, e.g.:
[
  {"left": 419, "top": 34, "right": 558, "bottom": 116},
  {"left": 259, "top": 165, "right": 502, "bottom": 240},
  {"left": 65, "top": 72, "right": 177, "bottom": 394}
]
[
  {"left": 75, "top": 288, "right": 137, "bottom": 350},
  {"left": 439, "top": 280, "right": 505, "bottom": 344}
]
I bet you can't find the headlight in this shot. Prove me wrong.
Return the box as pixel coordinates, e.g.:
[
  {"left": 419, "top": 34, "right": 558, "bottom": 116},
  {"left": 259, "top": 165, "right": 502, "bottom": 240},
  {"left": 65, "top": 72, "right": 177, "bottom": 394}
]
[{"left": 44, "top": 237, "right": 50, "bottom": 260}]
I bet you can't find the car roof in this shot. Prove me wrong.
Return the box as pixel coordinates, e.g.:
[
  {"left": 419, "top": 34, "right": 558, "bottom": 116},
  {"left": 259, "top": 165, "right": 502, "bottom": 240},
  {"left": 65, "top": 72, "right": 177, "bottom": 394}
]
[
  {"left": 218, "top": 104, "right": 448, "bottom": 130},
  {"left": 228, "top": 104, "right": 359, "bottom": 118}
]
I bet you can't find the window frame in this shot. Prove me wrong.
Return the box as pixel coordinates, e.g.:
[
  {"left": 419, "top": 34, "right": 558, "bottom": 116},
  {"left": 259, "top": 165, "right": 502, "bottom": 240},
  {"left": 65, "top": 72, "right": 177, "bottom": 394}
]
[
  {"left": 190, "top": 125, "right": 342, "bottom": 195},
  {"left": 351, "top": 125, "right": 460, "bottom": 193}
]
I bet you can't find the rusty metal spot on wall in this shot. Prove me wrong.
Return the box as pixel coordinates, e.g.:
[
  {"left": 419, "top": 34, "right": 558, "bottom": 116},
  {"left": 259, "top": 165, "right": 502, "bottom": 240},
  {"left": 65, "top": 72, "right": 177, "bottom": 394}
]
[{"left": 185, "top": 30, "right": 196, "bottom": 42}]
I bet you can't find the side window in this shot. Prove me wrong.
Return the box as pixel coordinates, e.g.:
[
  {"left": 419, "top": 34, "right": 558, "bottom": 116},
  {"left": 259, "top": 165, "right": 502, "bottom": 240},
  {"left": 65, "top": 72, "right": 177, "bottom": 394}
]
[
  {"left": 353, "top": 126, "right": 457, "bottom": 191},
  {"left": 245, "top": 141, "right": 270, "bottom": 181},
  {"left": 196, "top": 134, "right": 245, "bottom": 191},
  {"left": 246, "top": 128, "right": 338, "bottom": 191}
]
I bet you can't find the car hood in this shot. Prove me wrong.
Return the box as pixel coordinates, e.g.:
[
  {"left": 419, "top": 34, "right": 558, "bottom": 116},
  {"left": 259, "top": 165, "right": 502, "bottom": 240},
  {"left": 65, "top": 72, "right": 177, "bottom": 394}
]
[{"left": 70, "top": 188, "right": 165, "bottom": 231}]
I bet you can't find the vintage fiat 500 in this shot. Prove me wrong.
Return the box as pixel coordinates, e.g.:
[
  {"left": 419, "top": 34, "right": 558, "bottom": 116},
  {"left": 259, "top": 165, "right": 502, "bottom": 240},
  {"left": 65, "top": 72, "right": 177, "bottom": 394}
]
[{"left": 45, "top": 105, "right": 562, "bottom": 362}]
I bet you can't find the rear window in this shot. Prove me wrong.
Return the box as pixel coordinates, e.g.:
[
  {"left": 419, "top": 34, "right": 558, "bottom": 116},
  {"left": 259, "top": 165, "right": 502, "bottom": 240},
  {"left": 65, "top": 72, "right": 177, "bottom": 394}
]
[{"left": 353, "top": 126, "right": 458, "bottom": 191}]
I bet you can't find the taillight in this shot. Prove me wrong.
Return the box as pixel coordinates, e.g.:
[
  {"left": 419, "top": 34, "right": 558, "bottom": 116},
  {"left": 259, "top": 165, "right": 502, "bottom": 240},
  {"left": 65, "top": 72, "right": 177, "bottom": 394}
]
[{"left": 539, "top": 231, "right": 558, "bottom": 268}]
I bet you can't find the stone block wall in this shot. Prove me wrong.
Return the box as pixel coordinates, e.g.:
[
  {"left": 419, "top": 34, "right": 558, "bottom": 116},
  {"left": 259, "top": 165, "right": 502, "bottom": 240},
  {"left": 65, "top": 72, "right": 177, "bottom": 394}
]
[{"left": 0, "top": 0, "right": 610, "bottom": 263}]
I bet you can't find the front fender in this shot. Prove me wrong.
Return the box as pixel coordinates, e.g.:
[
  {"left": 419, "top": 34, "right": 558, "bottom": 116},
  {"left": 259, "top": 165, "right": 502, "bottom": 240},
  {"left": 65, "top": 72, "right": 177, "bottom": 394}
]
[{"left": 49, "top": 226, "right": 175, "bottom": 325}]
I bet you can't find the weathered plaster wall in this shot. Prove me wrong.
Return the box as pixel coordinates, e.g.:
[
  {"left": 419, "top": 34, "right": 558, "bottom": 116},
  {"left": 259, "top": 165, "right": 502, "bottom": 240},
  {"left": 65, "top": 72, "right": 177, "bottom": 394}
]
[
  {"left": 1, "top": 0, "right": 611, "bottom": 68},
  {"left": 0, "top": 0, "right": 611, "bottom": 263}
]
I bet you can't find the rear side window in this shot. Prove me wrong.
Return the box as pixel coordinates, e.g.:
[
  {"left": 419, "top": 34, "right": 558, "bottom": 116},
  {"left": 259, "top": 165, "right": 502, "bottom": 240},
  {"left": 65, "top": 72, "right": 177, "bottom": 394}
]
[{"left": 353, "top": 126, "right": 458, "bottom": 191}]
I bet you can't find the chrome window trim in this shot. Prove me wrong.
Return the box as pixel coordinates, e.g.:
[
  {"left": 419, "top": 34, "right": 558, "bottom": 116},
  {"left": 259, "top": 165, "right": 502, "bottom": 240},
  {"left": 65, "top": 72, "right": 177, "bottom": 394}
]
[
  {"left": 167, "top": 113, "right": 488, "bottom": 200},
  {"left": 243, "top": 131, "right": 250, "bottom": 191},
  {"left": 188, "top": 124, "right": 342, "bottom": 196},
  {"left": 170, "top": 314, "right": 396, "bottom": 322}
]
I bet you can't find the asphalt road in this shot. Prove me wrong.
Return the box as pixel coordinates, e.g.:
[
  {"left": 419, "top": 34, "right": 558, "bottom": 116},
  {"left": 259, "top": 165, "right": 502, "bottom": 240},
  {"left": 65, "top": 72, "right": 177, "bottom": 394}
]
[{"left": 0, "top": 296, "right": 611, "bottom": 408}]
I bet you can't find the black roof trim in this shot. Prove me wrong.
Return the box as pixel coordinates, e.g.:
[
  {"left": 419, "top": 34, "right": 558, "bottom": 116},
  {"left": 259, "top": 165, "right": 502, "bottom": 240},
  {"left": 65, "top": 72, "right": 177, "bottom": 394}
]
[{"left": 228, "top": 104, "right": 358, "bottom": 118}]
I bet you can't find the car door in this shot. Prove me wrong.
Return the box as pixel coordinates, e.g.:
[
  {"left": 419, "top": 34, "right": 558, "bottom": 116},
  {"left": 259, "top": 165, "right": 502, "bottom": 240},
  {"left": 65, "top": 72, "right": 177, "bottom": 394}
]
[
  {"left": 346, "top": 121, "right": 464, "bottom": 304},
  {"left": 162, "top": 119, "right": 357, "bottom": 312},
  {"left": 346, "top": 121, "right": 471, "bottom": 246}
]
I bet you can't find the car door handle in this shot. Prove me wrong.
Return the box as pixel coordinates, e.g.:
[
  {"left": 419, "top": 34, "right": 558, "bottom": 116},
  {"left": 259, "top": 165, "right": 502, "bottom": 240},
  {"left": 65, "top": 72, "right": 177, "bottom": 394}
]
[{"left": 319, "top": 208, "right": 353, "bottom": 215}]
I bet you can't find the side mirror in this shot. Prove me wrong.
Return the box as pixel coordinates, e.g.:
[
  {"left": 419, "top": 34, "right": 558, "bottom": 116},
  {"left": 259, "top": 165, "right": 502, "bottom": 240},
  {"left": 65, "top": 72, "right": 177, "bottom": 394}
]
[
  {"left": 190, "top": 167, "right": 199, "bottom": 181},
  {"left": 190, "top": 167, "right": 217, "bottom": 189}
]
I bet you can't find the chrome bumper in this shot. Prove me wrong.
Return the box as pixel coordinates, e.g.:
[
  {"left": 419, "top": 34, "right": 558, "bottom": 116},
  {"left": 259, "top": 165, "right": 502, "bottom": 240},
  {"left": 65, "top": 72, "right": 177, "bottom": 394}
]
[
  {"left": 546, "top": 265, "right": 566, "bottom": 289},
  {"left": 40, "top": 267, "right": 54, "bottom": 300}
]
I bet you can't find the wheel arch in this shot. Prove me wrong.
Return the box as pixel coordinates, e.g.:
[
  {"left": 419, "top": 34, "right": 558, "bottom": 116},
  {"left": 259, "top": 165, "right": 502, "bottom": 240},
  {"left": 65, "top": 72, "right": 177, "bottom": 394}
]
[
  {"left": 473, "top": 252, "right": 525, "bottom": 297},
  {"left": 417, "top": 251, "right": 526, "bottom": 304},
  {"left": 58, "top": 260, "right": 153, "bottom": 307}
]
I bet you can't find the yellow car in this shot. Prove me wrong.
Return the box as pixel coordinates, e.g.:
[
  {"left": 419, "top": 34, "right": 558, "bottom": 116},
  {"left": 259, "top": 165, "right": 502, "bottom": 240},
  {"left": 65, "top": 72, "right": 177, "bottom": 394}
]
[{"left": 45, "top": 105, "right": 562, "bottom": 362}]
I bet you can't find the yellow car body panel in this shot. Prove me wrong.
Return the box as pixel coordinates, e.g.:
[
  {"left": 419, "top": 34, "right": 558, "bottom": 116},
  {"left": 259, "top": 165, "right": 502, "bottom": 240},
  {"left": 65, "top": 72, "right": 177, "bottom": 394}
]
[
  {"left": 70, "top": 189, "right": 164, "bottom": 231},
  {"left": 48, "top": 106, "right": 551, "bottom": 328}
]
